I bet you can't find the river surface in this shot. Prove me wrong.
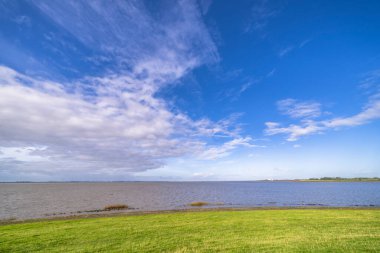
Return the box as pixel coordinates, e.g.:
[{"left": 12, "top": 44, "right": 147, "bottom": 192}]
[{"left": 1, "top": 181, "right": 379, "bottom": 220}]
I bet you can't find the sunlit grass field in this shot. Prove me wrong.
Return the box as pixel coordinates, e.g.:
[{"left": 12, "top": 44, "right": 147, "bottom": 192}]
[{"left": 1, "top": 209, "right": 379, "bottom": 252}]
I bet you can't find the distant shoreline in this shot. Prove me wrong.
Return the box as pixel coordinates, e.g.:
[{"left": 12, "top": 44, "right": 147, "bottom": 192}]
[
  {"left": 1, "top": 177, "right": 380, "bottom": 183},
  {"left": 293, "top": 177, "right": 380, "bottom": 182}
]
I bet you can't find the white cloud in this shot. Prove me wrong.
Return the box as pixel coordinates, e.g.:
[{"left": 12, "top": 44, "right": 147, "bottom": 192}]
[
  {"left": 13, "top": 15, "right": 31, "bottom": 26},
  {"left": 192, "top": 172, "right": 215, "bottom": 178},
  {"left": 265, "top": 121, "right": 323, "bottom": 141},
  {"left": 0, "top": 147, "right": 48, "bottom": 162},
  {"left": 244, "top": 0, "right": 279, "bottom": 33},
  {"left": 198, "top": 137, "right": 255, "bottom": 160},
  {"left": 324, "top": 99, "right": 380, "bottom": 128},
  {"left": 0, "top": 67, "right": 175, "bottom": 171},
  {"left": 0, "top": 65, "right": 250, "bottom": 177},
  {"left": 299, "top": 39, "right": 312, "bottom": 48},
  {"left": 32, "top": 0, "right": 219, "bottom": 73},
  {"left": 198, "top": 0, "right": 213, "bottom": 15},
  {"left": 278, "top": 39, "right": 313, "bottom": 58},
  {"left": 359, "top": 69, "right": 380, "bottom": 94},
  {"left": 278, "top": 46, "right": 294, "bottom": 58},
  {"left": 277, "top": 98, "right": 322, "bottom": 119},
  {"left": 0, "top": 0, "right": 250, "bottom": 180},
  {"left": 266, "top": 93, "right": 380, "bottom": 141},
  {"left": 217, "top": 69, "right": 274, "bottom": 102}
]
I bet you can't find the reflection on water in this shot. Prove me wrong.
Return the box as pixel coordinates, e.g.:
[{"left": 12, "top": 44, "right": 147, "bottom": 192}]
[{"left": 1, "top": 181, "right": 379, "bottom": 220}]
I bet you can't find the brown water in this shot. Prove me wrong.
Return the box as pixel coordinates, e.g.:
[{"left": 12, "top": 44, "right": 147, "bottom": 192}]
[{"left": 1, "top": 181, "right": 379, "bottom": 220}]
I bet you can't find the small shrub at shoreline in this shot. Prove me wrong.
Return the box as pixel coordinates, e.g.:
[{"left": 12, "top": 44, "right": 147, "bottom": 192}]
[
  {"left": 103, "top": 204, "right": 129, "bottom": 211},
  {"left": 189, "top": 201, "right": 209, "bottom": 207}
]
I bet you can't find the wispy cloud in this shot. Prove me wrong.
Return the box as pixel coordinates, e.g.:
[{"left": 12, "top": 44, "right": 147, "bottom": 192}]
[
  {"left": 265, "top": 120, "right": 323, "bottom": 141},
  {"left": 32, "top": 0, "right": 219, "bottom": 74},
  {"left": 192, "top": 172, "right": 215, "bottom": 179},
  {"left": 278, "top": 46, "right": 294, "bottom": 58},
  {"left": 198, "top": 0, "right": 213, "bottom": 15},
  {"left": 324, "top": 99, "right": 380, "bottom": 128},
  {"left": 277, "top": 99, "right": 322, "bottom": 119},
  {"left": 266, "top": 68, "right": 276, "bottom": 77},
  {"left": 12, "top": 15, "right": 31, "bottom": 26},
  {"left": 197, "top": 137, "right": 255, "bottom": 160},
  {"left": 0, "top": 1, "right": 253, "bottom": 179},
  {"left": 219, "top": 80, "right": 256, "bottom": 101},
  {"left": 299, "top": 38, "right": 312, "bottom": 48},
  {"left": 359, "top": 69, "right": 380, "bottom": 96},
  {"left": 266, "top": 101, "right": 380, "bottom": 141},
  {"left": 265, "top": 74, "right": 380, "bottom": 141},
  {"left": 0, "top": 66, "right": 250, "bottom": 177},
  {"left": 244, "top": 0, "right": 280, "bottom": 33},
  {"left": 217, "top": 68, "right": 276, "bottom": 102},
  {"left": 278, "top": 38, "right": 313, "bottom": 58}
]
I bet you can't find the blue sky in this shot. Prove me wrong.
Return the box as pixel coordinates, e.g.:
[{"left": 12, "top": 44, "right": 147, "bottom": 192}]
[{"left": 0, "top": 0, "right": 379, "bottom": 181}]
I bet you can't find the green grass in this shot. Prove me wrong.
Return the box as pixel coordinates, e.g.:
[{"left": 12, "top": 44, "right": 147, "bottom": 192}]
[{"left": 1, "top": 209, "right": 380, "bottom": 252}]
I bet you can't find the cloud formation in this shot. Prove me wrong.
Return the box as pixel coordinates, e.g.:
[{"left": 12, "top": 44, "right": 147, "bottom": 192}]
[
  {"left": 265, "top": 121, "right": 323, "bottom": 141},
  {"left": 0, "top": 65, "right": 250, "bottom": 178},
  {"left": 266, "top": 92, "right": 380, "bottom": 141},
  {"left": 198, "top": 137, "right": 254, "bottom": 160},
  {"left": 0, "top": 1, "right": 253, "bottom": 180},
  {"left": 277, "top": 99, "right": 322, "bottom": 119},
  {"left": 245, "top": 0, "right": 280, "bottom": 33},
  {"left": 32, "top": 0, "right": 219, "bottom": 74}
]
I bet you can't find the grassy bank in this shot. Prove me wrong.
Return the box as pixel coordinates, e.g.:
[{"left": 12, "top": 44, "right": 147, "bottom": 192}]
[{"left": 1, "top": 209, "right": 379, "bottom": 252}]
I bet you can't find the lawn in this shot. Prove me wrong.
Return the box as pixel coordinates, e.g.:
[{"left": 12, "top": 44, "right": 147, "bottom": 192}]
[{"left": 1, "top": 209, "right": 379, "bottom": 252}]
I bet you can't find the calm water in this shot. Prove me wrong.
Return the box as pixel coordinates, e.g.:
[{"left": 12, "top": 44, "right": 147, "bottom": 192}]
[{"left": 1, "top": 182, "right": 379, "bottom": 220}]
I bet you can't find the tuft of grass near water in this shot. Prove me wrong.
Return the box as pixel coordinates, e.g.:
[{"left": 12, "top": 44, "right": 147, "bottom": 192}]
[
  {"left": 103, "top": 204, "right": 129, "bottom": 211},
  {"left": 189, "top": 201, "right": 209, "bottom": 207},
  {"left": 0, "top": 209, "right": 380, "bottom": 252},
  {"left": 189, "top": 201, "right": 224, "bottom": 207}
]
